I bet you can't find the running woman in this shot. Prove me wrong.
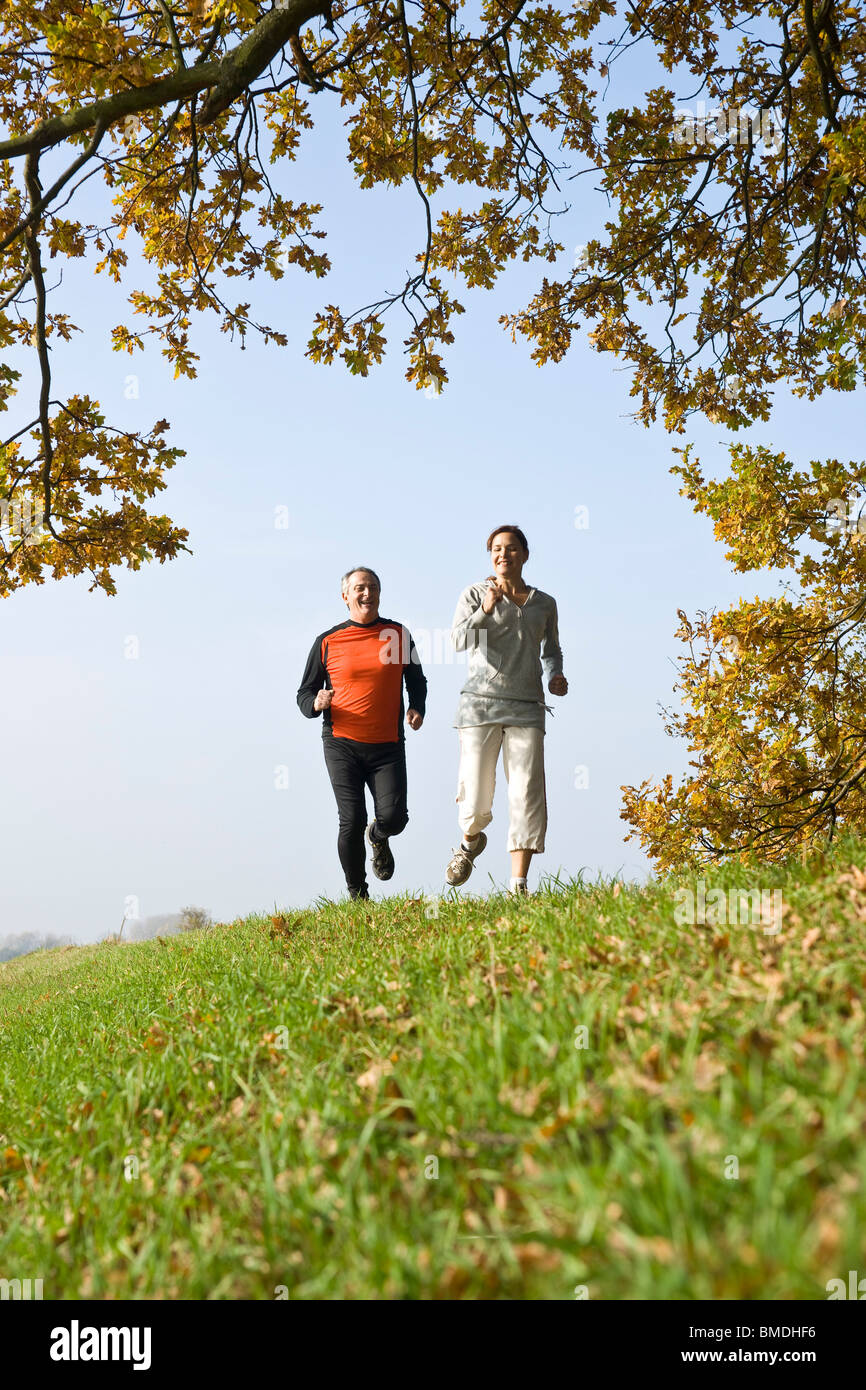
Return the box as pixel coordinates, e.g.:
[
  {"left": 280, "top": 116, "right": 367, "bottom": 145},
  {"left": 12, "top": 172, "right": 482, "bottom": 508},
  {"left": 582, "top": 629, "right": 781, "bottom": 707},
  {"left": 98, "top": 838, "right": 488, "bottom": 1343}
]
[
  {"left": 445, "top": 526, "right": 567, "bottom": 895},
  {"left": 297, "top": 567, "right": 427, "bottom": 900}
]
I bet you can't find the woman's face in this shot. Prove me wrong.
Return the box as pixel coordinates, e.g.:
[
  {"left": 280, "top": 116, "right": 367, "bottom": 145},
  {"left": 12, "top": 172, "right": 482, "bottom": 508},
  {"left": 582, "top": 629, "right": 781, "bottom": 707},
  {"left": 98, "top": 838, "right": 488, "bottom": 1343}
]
[{"left": 489, "top": 532, "right": 528, "bottom": 581}]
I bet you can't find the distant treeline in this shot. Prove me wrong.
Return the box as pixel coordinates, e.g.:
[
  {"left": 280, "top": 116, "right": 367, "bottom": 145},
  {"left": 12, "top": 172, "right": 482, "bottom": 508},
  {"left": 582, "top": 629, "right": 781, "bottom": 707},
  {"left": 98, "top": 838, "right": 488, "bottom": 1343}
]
[
  {"left": 0, "top": 931, "right": 75, "bottom": 962},
  {"left": 0, "top": 907, "right": 212, "bottom": 962}
]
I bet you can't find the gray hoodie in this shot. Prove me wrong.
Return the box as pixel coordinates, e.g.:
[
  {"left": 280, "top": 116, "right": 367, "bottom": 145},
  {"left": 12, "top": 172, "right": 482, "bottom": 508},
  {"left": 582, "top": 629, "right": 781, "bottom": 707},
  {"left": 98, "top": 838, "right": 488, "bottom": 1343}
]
[{"left": 451, "top": 582, "right": 564, "bottom": 729}]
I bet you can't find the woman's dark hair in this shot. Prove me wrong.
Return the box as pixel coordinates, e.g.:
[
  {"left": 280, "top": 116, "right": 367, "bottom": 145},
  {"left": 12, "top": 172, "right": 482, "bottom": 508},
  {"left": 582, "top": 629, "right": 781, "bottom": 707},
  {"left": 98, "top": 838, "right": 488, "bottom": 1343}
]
[{"left": 486, "top": 524, "right": 529, "bottom": 554}]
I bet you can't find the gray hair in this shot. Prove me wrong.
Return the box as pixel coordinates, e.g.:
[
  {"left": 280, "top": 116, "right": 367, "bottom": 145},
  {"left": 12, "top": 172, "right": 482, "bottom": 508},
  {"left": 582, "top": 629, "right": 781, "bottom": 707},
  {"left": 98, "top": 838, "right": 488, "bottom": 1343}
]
[{"left": 341, "top": 566, "right": 381, "bottom": 596}]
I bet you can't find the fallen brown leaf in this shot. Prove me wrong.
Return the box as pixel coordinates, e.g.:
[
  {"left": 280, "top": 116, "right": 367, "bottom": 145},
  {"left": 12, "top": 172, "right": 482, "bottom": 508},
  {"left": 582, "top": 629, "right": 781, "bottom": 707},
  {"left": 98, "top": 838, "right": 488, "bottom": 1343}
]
[
  {"left": 693, "top": 1048, "right": 726, "bottom": 1091},
  {"left": 356, "top": 1059, "right": 393, "bottom": 1091}
]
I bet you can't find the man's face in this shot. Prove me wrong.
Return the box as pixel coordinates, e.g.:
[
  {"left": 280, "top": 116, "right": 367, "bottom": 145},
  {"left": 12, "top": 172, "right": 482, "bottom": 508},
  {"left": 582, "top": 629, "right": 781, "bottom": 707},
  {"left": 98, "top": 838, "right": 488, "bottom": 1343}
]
[
  {"left": 343, "top": 571, "right": 381, "bottom": 623},
  {"left": 490, "top": 533, "right": 528, "bottom": 581}
]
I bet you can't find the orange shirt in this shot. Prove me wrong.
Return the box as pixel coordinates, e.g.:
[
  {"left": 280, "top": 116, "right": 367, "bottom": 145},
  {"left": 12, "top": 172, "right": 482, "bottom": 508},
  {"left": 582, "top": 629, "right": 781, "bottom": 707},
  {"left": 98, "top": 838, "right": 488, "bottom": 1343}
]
[{"left": 297, "top": 618, "right": 427, "bottom": 744}]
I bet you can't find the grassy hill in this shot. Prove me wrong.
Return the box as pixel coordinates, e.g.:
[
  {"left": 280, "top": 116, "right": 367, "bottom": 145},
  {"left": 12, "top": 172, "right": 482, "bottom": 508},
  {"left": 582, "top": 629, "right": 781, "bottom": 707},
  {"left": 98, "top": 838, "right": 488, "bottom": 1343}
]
[{"left": 1, "top": 841, "right": 865, "bottom": 1300}]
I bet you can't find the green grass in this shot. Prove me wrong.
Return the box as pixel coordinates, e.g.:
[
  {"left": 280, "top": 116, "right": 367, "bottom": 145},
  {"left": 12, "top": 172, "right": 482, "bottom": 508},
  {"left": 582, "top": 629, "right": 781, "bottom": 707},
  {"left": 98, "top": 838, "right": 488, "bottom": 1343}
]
[{"left": 1, "top": 839, "right": 865, "bottom": 1300}]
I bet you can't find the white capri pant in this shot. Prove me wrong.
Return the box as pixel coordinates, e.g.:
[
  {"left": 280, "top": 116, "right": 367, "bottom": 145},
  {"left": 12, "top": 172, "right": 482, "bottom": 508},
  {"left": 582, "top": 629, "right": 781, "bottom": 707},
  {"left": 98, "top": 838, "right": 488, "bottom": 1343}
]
[{"left": 456, "top": 725, "right": 547, "bottom": 852}]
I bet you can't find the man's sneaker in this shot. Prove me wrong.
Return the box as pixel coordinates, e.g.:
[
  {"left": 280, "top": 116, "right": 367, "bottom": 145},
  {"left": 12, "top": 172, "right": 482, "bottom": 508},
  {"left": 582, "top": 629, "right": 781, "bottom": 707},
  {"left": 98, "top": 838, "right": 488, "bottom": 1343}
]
[
  {"left": 445, "top": 832, "right": 487, "bottom": 886},
  {"left": 349, "top": 883, "right": 370, "bottom": 900},
  {"left": 366, "top": 822, "right": 395, "bottom": 880}
]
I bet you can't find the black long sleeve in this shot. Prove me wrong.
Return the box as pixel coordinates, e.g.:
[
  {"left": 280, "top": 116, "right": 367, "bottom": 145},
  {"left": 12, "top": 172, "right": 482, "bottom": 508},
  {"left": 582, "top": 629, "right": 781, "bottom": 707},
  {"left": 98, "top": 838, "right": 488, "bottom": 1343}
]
[
  {"left": 404, "top": 633, "right": 428, "bottom": 716},
  {"left": 297, "top": 634, "right": 327, "bottom": 719}
]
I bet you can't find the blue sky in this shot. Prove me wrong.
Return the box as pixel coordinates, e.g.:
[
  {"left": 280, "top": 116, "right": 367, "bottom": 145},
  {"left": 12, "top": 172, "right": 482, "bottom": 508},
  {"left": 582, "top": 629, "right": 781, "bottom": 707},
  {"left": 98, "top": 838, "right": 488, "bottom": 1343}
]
[{"left": 2, "top": 54, "right": 862, "bottom": 943}]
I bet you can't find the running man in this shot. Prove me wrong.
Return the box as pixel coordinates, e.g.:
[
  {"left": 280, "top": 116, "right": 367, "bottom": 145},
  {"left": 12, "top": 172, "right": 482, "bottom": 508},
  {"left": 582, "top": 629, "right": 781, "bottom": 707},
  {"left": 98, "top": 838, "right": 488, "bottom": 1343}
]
[
  {"left": 445, "top": 525, "right": 567, "bottom": 895},
  {"left": 297, "top": 567, "right": 427, "bottom": 900}
]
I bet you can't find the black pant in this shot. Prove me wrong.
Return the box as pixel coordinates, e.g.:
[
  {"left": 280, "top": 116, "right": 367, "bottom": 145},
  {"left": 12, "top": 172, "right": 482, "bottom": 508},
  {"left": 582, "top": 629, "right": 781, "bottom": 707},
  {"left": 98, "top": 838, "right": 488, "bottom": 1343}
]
[{"left": 322, "top": 734, "right": 409, "bottom": 895}]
